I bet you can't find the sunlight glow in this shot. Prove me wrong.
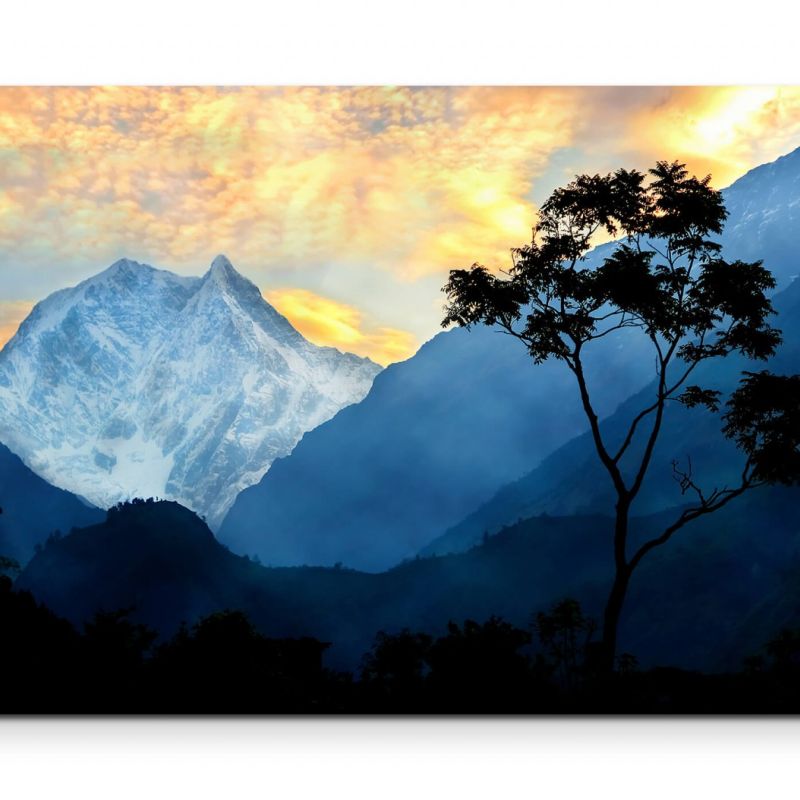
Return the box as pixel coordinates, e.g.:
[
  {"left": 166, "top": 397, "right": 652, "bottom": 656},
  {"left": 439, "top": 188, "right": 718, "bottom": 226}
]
[
  {"left": 2, "top": 86, "right": 800, "bottom": 360},
  {"left": 266, "top": 287, "right": 418, "bottom": 366}
]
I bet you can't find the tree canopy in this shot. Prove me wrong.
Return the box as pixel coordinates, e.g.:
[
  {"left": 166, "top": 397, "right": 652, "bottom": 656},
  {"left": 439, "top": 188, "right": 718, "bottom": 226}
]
[{"left": 442, "top": 160, "right": 800, "bottom": 670}]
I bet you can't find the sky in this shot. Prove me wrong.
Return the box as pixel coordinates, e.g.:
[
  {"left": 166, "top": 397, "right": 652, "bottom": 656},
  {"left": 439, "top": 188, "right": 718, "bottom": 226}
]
[{"left": 2, "top": 86, "right": 800, "bottom": 364}]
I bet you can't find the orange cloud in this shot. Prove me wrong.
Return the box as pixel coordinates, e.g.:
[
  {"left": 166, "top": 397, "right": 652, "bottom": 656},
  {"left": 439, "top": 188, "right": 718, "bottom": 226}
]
[
  {"left": 624, "top": 87, "right": 800, "bottom": 188},
  {"left": 0, "top": 300, "right": 34, "bottom": 349},
  {"left": 266, "top": 287, "right": 417, "bottom": 366},
  {"left": 2, "top": 87, "right": 800, "bottom": 359},
  {"left": 0, "top": 87, "right": 582, "bottom": 278}
]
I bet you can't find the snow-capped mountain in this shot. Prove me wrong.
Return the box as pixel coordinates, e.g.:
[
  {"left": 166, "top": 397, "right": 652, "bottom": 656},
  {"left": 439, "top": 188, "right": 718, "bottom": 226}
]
[{"left": 0, "top": 255, "right": 381, "bottom": 528}]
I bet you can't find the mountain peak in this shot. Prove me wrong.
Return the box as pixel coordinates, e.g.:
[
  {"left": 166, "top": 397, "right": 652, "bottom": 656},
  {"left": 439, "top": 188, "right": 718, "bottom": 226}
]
[
  {"left": 210, "top": 253, "right": 234, "bottom": 270},
  {"left": 99, "top": 257, "right": 151, "bottom": 280},
  {"left": 0, "top": 251, "right": 381, "bottom": 530},
  {"left": 201, "top": 255, "right": 268, "bottom": 312},
  {"left": 207, "top": 254, "right": 239, "bottom": 282}
]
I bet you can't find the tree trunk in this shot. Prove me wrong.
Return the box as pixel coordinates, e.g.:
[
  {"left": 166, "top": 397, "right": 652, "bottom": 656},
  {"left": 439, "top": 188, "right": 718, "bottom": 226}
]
[
  {"left": 599, "top": 565, "right": 631, "bottom": 674},
  {"left": 598, "top": 501, "right": 632, "bottom": 675}
]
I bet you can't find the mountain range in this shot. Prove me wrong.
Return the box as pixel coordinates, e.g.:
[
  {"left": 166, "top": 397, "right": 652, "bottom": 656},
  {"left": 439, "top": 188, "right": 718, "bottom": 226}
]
[
  {"left": 0, "top": 255, "right": 380, "bottom": 529},
  {"left": 5, "top": 145, "right": 800, "bottom": 684},
  {"left": 3, "top": 147, "right": 800, "bottom": 575},
  {"left": 219, "top": 146, "right": 800, "bottom": 570},
  {"left": 424, "top": 275, "right": 800, "bottom": 557},
  {"left": 219, "top": 324, "right": 656, "bottom": 570}
]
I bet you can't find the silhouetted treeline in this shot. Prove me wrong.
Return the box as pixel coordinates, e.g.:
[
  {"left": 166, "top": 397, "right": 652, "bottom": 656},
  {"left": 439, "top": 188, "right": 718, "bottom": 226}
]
[
  {"left": 4, "top": 578, "right": 800, "bottom": 713},
  {"left": 0, "top": 575, "right": 341, "bottom": 713},
  {"left": 20, "top": 494, "right": 800, "bottom": 678}
]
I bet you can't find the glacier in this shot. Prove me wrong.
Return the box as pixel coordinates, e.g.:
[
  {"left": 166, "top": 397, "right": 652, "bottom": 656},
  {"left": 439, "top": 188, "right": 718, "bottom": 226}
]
[{"left": 0, "top": 255, "right": 381, "bottom": 528}]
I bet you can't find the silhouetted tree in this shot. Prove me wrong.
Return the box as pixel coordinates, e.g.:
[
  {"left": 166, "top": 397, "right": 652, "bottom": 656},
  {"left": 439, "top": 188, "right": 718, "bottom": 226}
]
[
  {"left": 360, "top": 628, "right": 432, "bottom": 709},
  {"left": 426, "top": 617, "right": 532, "bottom": 711},
  {"left": 765, "top": 628, "right": 800, "bottom": 676},
  {"left": 534, "top": 598, "right": 595, "bottom": 689},
  {"left": 83, "top": 608, "right": 158, "bottom": 704},
  {"left": 0, "top": 579, "right": 86, "bottom": 712},
  {"left": 148, "top": 610, "right": 331, "bottom": 712},
  {"left": 442, "top": 161, "right": 800, "bottom": 672},
  {"left": 0, "top": 555, "right": 20, "bottom": 578}
]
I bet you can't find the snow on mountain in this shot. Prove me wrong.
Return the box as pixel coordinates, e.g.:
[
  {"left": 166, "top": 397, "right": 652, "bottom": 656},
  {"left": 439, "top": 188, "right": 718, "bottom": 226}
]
[{"left": 0, "top": 255, "right": 381, "bottom": 528}]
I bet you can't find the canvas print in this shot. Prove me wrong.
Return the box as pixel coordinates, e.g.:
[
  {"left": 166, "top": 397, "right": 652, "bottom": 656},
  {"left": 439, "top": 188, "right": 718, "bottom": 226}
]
[{"left": 2, "top": 86, "right": 800, "bottom": 714}]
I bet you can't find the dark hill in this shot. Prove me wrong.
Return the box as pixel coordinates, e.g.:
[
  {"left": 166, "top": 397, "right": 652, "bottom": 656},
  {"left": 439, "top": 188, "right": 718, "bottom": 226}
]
[
  {"left": 17, "top": 494, "right": 800, "bottom": 672},
  {"left": 0, "top": 442, "right": 103, "bottom": 563},
  {"left": 16, "top": 499, "right": 381, "bottom": 663}
]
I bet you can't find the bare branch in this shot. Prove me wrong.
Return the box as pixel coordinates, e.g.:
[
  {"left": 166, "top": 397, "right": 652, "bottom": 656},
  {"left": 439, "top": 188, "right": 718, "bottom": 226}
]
[
  {"left": 628, "top": 459, "right": 763, "bottom": 572},
  {"left": 626, "top": 335, "right": 682, "bottom": 500},
  {"left": 671, "top": 456, "right": 712, "bottom": 506},
  {"left": 612, "top": 399, "right": 661, "bottom": 464},
  {"left": 568, "top": 345, "right": 628, "bottom": 498},
  {"left": 586, "top": 318, "right": 640, "bottom": 343},
  {"left": 643, "top": 238, "right": 669, "bottom": 261}
]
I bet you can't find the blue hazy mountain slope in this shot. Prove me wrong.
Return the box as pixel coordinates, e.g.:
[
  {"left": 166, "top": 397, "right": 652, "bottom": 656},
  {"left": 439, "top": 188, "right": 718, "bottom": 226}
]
[
  {"left": 0, "top": 442, "right": 103, "bottom": 563},
  {"left": 719, "top": 146, "right": 800, "bottom": 289},
  {"left": 219, "top": 146, "right": 800, "bottom": 571},
  {"left": 219, "top": 321, "right": 656, "bottom": 571},
  {"left": 424, "top": 274, "right": 800, "bottom": 557},
  {"left": 578, "top": 147, "right": 800, "bottom": 287},
  {"left": 418, "top": 147, "right": 800, "bottom": 556}
]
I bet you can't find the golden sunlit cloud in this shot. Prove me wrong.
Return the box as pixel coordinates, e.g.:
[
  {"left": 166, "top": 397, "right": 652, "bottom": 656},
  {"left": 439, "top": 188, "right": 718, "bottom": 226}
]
[
  {"left": 0, "top": 300, "right": 34, "bottom": 349},
  {"left": 625, "top": 87, "right": 800, "bottom": 188},
  {"left": 1, "top": 86, "right": 800, "bottom": 360},
  {"left": 266, "top": 287, "right": 418, "bottom": 366},
  {"left": 0, "top": 86, "right": 581, "bottom": 281}
]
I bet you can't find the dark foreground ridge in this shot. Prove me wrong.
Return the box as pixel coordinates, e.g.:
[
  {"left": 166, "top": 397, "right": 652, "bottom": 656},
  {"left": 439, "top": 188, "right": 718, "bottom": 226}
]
[
  {"left": 5, "top": 494, "right": 800, "bottom": 712},
  {"left": 4, "top": 571, "right": 800, "bottom": 714}
]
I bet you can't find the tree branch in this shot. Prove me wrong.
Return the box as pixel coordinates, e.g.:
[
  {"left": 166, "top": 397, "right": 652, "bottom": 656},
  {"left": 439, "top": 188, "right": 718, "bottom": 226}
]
[
  {"left": 627, "top": 323, "right": 687, "bottom": 500},
  {"left": 568, "top": 345, "right": 628, "bottom": 498},
  {"left": 611, "top": 398, "right": 661, "bottom": 464},
  {"left": 628, "top": 461, "right": 763, "bottom": 572}
]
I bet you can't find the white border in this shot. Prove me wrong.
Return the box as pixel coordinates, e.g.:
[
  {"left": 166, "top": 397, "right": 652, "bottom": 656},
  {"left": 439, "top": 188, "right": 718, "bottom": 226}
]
[
  {"left": 0, "top": 0, "right": 798, "bottom": 85},
  {"left": 1, "top": 718, "right": 798, "bottom": 799},
  {"left": 1, "top": 1, "right": 799, "bottom": 795}
]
